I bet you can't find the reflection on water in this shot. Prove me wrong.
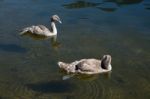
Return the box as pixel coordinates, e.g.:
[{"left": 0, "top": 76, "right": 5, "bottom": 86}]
[
  {"left": 63, "top": 0, "right": 145, "bottom": 12},
  {"left": 60, "top": 69, "right": 111, "bottom": 81},
  {"left": 104, "top": 0, "right": 143, "bottom": 5},
  {"left": 145, "top": 7, "right": 150, "bottom": 10},
  {"left": 144, "top": 3, "right": 150, "bottom": 10},
  {"left": 26, "top": 80, "right": 75, "bottom": 93},
  {"left": 20, "top": 34, "right": 61, "bottom": 50},
  {"left": 63, "top": 1, "right": 101, "bottom": 9},
  {"left": 50, "top": 36, "right": 61, "bottom": 50},
  {"left": 97, "top": 2, "right": 118, "bottom": 12}
]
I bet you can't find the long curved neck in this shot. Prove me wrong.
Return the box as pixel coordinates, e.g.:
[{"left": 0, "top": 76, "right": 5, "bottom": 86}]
[
  {"left": 101, "top": 59, "right": 111, "bottom": 70},
  {"left": 101, "top": 63, "right": 112, "bottom": 72},
  {"left": 50, "top": 21, "right": 57, "bottom": 35}
]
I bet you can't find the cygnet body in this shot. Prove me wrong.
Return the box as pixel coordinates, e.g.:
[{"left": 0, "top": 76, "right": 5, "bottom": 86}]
[
  {"left": 58, "top": 55, "right": 112, "bottom": 74},
  {"left": 20, "top": 15, "right": 61, "bottom": 36}
]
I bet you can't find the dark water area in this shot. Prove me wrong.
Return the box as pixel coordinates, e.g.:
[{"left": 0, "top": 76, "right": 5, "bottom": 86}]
[{"left": 0, "top": 0, "right": 150, "bottom": 99}]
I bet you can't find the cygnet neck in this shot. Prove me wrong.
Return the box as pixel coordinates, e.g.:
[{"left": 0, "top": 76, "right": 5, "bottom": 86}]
[{"left": 50, "top": 21, "right": 57, "bottom": 35}]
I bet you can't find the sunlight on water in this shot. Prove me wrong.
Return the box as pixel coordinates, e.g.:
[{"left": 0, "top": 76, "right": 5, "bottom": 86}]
[{"left": 0, "top": 0, "right": 150, "bottom": 99}]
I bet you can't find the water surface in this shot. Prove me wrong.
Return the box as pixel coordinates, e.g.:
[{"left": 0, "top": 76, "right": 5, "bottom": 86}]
[{"left": 0, "top": 0, "right": 150, "bottom": 99}]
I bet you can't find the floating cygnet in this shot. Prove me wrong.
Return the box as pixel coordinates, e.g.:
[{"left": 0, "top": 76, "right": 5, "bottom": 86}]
[
  {"left": 20, "top": 15, "right": 62, "bottom": 36},
  {"left": 58, "top": 55, "right": 112, "bottom": 74}
]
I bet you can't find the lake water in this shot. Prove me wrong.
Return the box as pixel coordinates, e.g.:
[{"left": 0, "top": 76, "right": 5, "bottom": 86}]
[{"left": 0, "top": 0, "right": 150, "bottom": 99}]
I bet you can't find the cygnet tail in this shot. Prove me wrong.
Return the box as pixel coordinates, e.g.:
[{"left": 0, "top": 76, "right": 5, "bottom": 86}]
[
  {"left": 20, "top": 27, "right": 32, "bottom": 35},
  {"left": 58, "top": 62, "right": 68, "bottom": 69}
]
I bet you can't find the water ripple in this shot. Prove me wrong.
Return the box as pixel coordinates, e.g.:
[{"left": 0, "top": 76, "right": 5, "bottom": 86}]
[{"left": 26, "top": 80, "right": 75, "bottom": 94}]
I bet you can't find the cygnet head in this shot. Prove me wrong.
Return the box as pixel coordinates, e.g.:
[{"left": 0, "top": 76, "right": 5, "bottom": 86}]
[
  {"left": 101, "top": 55, "right": 112, "bottom": 70},
  {"left": 51, "top": 15, "right": 62, "bottom": 23}
]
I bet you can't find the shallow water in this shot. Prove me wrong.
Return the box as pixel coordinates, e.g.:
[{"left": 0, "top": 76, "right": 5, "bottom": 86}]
[{"left": 0, "top": 0, "right": 150, "bottom": 99}]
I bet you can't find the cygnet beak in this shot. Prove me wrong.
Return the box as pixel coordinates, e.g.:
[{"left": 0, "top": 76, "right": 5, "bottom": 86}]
[{"left": 59, "top": 20, "right": 62, "bottom": 24}]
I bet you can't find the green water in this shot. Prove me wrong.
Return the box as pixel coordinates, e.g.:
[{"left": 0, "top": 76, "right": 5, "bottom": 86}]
[{"left": 0, "top": 0, "right": 150, "bottom": 99}]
